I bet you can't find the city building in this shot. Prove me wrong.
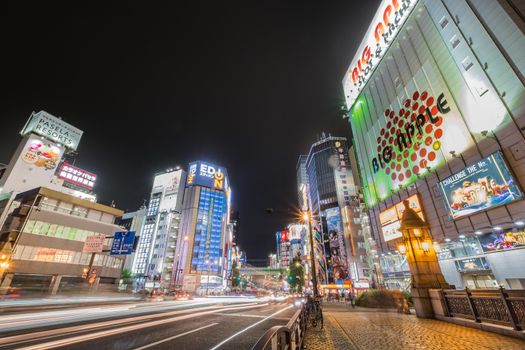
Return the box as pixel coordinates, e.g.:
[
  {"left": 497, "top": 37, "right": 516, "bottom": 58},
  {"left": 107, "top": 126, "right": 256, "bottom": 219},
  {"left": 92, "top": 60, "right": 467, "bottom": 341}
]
[
  {"left": 0, "top": 187, "right": 124, "bottom": 295},
  {"left": 174, "top": 161, "right": 231, "bottom": 294},
  {"left": 300, "top": 134, "right": 369, "bottom": 291},
  {"left": 296, "top": 155, "right": 309, "bottom": 211},
  {"left": 131, "top": 168, "right": 186, "bottom": 291},
  {"left": 343, "top": 0, "right": 525, "bottom": 289},
  {"left": 275, "top": 229, "right": 291, "bottom": 268}
]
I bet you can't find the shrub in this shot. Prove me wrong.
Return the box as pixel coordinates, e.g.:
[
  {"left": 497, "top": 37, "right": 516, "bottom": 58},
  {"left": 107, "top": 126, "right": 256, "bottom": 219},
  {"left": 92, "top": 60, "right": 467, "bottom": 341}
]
[{"left": 354, "top": 289, "right": 410, "bottom": 308}]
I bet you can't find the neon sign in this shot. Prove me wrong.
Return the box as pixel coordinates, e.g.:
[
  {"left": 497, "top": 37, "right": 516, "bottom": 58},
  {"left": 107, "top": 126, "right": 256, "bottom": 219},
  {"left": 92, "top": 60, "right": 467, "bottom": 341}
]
[{"left": 342, "top": 0, "right": 419, "bottom": 109}]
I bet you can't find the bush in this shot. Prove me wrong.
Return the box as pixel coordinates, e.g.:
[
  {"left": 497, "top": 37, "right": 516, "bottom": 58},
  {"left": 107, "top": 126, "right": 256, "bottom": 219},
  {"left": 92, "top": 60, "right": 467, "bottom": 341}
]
[{"left": 354, "top": 289, "right": 410, "bottom": 308}]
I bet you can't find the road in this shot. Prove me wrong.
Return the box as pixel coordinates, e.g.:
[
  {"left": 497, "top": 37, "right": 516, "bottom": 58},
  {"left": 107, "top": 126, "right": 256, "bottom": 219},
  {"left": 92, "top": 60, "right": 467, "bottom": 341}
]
[{"left": 0, "top": 297, "right": 296, "bottom": 350}]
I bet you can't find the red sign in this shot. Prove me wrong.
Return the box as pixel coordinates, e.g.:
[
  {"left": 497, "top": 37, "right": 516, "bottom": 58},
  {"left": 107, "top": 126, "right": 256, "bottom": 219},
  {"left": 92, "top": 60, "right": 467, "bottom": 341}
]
[
  {"left": 58, "top": 162, "right": 97, "bottom": 190},
  {"left": 280, "top": 230, "right": 289, "bottom": 242}
]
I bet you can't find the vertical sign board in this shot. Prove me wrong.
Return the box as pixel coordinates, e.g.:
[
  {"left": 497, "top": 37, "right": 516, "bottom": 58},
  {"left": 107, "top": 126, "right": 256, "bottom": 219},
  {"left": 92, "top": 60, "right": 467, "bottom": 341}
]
[{"left": 110, "top": 231, "right": 136, "bottom": 255}]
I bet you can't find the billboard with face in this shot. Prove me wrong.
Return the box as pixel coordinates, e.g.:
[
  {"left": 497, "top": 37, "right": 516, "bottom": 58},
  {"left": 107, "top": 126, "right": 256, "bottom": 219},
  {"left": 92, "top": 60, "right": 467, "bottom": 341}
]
[
  {"left": 325, "top": 207, "right": 349, "bottom": 282},
  {"left": 438, "top": 152, "right": 523, "bottom": 219},
  {"left": 186, "top": 161, "right": 228, "bottom": 192}
]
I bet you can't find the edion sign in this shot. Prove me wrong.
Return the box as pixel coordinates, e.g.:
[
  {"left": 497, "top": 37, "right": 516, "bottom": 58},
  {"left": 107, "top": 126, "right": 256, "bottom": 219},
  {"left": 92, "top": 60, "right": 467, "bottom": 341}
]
[
  {"left": 343, "top": 0, "right": 418, "bottom": 108},
  {"left": 58, "top": 162, "right": 97, "bottom": 190}
]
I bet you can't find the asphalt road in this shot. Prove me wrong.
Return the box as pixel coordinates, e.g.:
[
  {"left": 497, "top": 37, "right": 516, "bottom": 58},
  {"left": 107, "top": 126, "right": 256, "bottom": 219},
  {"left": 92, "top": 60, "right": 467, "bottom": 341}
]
[{"left": 0, "top": 297, "right": 296, "bottom": 350}]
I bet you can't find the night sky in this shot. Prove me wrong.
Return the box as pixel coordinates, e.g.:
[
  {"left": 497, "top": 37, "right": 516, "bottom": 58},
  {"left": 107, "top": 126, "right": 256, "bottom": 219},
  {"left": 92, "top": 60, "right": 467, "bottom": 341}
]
[{"left": 1, "top": 1, "right": 380, "bottom": 263}]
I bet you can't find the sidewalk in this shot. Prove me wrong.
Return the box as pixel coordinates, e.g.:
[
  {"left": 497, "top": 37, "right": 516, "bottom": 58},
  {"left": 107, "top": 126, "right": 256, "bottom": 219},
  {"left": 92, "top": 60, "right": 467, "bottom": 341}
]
[{"left": 304, "top": 303, "right": 525, "bottom": 350}]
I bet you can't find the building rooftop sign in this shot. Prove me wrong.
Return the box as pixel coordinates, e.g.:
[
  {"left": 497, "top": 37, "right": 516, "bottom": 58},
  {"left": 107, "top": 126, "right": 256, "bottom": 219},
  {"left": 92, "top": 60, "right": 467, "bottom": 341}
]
[
  {"left": 342, "top": 0, "right": 419, "bottom": 110},
  {"left": 58, "top": 162, "right": 97, "bottom": 190},
  {"left": 186, "top": 161, "right": 228, "bottom": 191},
  {"left": 21, "top": 111, "right": 83, "bottom": 150}
]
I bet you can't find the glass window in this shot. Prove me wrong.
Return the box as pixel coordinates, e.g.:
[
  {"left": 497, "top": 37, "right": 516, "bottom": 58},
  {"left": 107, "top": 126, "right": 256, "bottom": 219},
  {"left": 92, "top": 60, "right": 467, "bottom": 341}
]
[
  {"left": 48, "top": 224, "right": 58, "bottom": 237},
  {"left": 24, "top": 220, "right": 35, "bottom": 233},
  {"left": 32, "top": 221, "right": 43, "bottom": 234},
  {"left": 67, "top": 227, "right": 77, "bottom": 240}
]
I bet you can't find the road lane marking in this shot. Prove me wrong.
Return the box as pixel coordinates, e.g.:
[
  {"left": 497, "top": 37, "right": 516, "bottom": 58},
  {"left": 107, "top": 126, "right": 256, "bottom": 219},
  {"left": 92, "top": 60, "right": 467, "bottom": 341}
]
[
  {"left": 13, "top": 303, "right": 269, "bottom": 350},
  {"left": 209, "top": 305, "right": 293, "bottom": 350},
  {"left": 133, "top": 323, "right": 219, "bottom": 350},
  {"left": 215, "top": 313, "right": 266, "bottom": 318}
]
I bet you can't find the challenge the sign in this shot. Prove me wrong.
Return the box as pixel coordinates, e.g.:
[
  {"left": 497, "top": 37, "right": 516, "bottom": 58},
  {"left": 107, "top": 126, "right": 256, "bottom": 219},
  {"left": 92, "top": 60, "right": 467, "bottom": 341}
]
[
  {"left": 342, "top": 0, "right": 419, "bottom": 109},
  {"left": 21, "top": 111, "right": 83, "bottom": 151}
]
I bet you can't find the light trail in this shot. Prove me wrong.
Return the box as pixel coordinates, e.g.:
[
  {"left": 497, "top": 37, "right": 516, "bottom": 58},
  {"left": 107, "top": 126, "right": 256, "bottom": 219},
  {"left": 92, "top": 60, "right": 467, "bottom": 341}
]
[
  {"left": 9, "top": 303, "right": 269, "bottom": 349},
  {"left": 133, "top": 323, "right": 219, "bottom": 350},
  {"left": 0, "top": 297, "right": 261, "bottom": 332},
  {"left": 209, "top": 304, "right": 293, "bottom": 350}
]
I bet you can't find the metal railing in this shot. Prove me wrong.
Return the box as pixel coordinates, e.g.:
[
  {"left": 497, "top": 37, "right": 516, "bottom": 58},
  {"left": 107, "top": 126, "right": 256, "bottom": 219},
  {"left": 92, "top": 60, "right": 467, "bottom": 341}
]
[
  {"left": 443, "top": 287, "right": 525, "bottom": 331},
  {"left": 251, "top": 305, "right": 307, "bottom": 350}
]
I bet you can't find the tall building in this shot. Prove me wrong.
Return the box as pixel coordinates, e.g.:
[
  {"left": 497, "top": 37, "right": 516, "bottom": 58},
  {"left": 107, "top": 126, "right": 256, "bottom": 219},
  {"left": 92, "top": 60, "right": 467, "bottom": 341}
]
[
  {"left": 174, "top": 161, "right": 231, "bottom": 294},
  {"left": 132, "top": 168, "right": 186, "bottom": 291},
  {"left": 296, "top": 155, "right": 309, "bottom": 211},
  {"left": 276, "top": 229, "right": 291, "bottom": 268},
  {"left": 301, "top": 134, "right": 369, "bottom": 290},
  {"left": 343, "top": 0, "right": 525, "bottom": 289}
]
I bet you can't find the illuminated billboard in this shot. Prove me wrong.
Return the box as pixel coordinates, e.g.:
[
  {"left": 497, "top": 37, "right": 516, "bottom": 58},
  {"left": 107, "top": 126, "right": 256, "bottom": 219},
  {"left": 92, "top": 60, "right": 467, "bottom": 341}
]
[
  {"left": 379, "top": 194, "right": 424, "bottom": 242},
  {"left": 478, "top": 229, "right": 525, "bottom": 253},
  {"left": 342, "top": 0, "right": 419, "bottom": 109},
  {"left": 186, "top": 161, "right": 228, "bottom": 191},
  {"left": 21, "top": 111, "right": 83, "bottom": 151},
  {"left": 0, "top": 135, "right": 65, "bottom": 194},
  {"left": 438, "top": 152, "right": 523, "bottom": 219},
  {"left": 345, "top": 1, "right": 513, "bottom": 207},
  {"left": 325, "top": 207, "right": 349, "bottom": 282},
  {"left": 58, "top": 162, "right": 97, "bottom": 190}
]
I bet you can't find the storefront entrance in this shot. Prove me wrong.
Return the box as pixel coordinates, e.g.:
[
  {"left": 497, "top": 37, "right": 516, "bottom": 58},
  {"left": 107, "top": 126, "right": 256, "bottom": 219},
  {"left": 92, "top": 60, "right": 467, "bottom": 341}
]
[{"left": 463, "top": 273, "right": 498, "bottom": 289}]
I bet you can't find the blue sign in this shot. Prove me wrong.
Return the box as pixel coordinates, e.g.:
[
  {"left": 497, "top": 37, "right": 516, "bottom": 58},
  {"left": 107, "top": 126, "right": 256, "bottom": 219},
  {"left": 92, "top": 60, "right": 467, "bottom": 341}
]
[
  {"left": 110, "top": 231, "right": 135, "bottom": 255},
  {"left": 186, "top": 161, "right": 228, "bottom": 191},
  {"left": 438, "top": 151, "right": 523, "bottom": 219}
]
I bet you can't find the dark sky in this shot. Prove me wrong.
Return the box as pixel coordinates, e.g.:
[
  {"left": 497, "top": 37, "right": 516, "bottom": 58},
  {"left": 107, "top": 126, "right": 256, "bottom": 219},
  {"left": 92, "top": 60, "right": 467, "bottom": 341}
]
[{"left": 1, "top": 1, "right": 380, "bottom": 263}]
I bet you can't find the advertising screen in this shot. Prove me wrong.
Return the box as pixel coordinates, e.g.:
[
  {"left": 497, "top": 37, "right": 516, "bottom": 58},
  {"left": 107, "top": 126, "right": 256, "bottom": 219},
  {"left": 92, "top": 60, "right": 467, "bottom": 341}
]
[
  {"left": 379, "top": 194, "right": 424, "bottom": 241},
  {"left": 455, "top": 257, "right": 490, "bottom": 272},
  {"left": 21, "top": 111, "right": 83, "bottom": 151},
  {"left": 438, "top": 152, "right": 523, "bottom": 219},
  {"left": 478, "top": 229, "right": 525, "bottom": 253},
  {"left": 186, "top": 161, "right": 228, "bottom": 191},
  {"left": 58, "top": 162, "right": 97, "bottom": 190},
  {"left": 325, "top": 207, "right": 349, "bottom": 282}
]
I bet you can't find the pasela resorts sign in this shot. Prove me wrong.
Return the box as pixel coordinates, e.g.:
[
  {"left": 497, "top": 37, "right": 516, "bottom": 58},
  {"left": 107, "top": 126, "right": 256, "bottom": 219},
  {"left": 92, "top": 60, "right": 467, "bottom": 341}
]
[{"left": 21, "top": 111, "right": 83, "bottom": 151}]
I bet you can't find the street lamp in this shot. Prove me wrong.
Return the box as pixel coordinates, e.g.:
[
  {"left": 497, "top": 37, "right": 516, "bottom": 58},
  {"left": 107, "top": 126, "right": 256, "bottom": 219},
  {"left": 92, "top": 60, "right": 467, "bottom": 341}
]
[{"left": 303, "top": 209, "right": 319, "bottom": 298}]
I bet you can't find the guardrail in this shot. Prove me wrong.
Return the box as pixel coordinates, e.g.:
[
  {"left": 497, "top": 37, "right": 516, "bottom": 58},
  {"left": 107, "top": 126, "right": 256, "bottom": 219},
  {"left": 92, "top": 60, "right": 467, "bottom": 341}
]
[
  {"left": 442, "top": 287, "right": 525, "bottom": 331},
  {"left": 251, "top": 305, "right": 307, "bottom": 350}
]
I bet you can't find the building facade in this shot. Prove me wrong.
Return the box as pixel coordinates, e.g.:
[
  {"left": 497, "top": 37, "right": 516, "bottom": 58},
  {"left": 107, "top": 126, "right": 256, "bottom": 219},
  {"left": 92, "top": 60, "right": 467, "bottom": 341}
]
[
  {"left": 131, "top": 168, "right": 186, "bottom": 291},
  {"left": 301, "top": 135, "right": 370, "bottom": 289},
  {"left": 0, "top": 187, "right": 124, "bottom": 295},
  {"left": 344, "top": 0, "right": 525, "bottom": 289},
  {"left": 174, "top": 161, "right": 231, "bottom": 294}
]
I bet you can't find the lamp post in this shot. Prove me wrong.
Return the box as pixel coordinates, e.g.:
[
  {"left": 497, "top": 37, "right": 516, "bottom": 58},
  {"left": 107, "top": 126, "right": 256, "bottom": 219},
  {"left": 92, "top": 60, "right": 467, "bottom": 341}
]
[
  {"left": 303, "top": 210, "right": 319, "bottom": 298},
  {"left": 396, "top": 200, "right": 449, "bottom": 318}
]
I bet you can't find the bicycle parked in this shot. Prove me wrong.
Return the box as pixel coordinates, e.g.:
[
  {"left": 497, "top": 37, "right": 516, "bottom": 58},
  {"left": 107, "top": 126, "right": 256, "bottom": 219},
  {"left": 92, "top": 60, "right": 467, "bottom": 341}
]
[{"left": 305, "top": 295, "right": 323, "bottom": 330}]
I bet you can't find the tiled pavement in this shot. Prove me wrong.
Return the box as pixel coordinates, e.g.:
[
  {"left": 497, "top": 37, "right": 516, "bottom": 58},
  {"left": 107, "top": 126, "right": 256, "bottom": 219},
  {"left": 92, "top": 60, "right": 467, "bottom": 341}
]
[{"left": 303, "top": 303, "right": 525, "bottom": 350}]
